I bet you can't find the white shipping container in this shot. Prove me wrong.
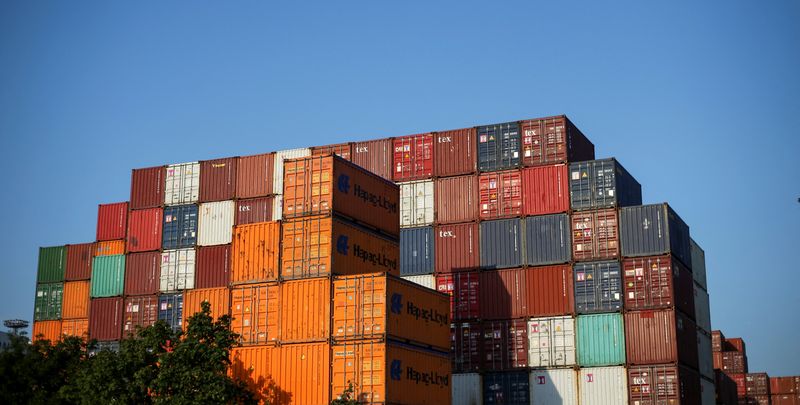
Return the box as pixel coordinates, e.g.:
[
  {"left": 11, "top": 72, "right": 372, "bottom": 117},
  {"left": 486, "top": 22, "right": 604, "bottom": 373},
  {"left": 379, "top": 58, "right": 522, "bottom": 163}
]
[
  {"left": 452, "top": 373, "right": 482, "bottom": 405},
  {"left": 274, "top": 148, "right": 311, "bottom": 196},
  {"left": 700, "top": 376, "right": 715, "bottom": 405},
  {"left": 697, "top": 328, "right": 714, "bottom": 380},
  {"left": 399, "top": 180, "right": 434, "bottom": 228},
  {"left": 528, "top": 316, "right": 576, "bottom": 368},
  {"left": 160, "top": 249, "right": 196, "bottom": 292},
  {"left": 690, "top": 238, "right": 707, "bottom": 290},
  {"left": 530, "top": 369, "right": 578, "bottom": 405},
  {"left": 578, "top": 367, "right": 628, "bottom": 405},
  {"left": 164, "top": 162, "right": 200, "bottom": 205},
  {"left": 198, "top": 201, "right": 235, "bottom": 246},
  {"left": 694, "top": 283, "right": 712, "bottom": 333},
  {"left": 271, "top": 195, "right": 283, "bottom": 221},
  {"left": 401, "top": 274, "right": 435, "bottom": 289}
]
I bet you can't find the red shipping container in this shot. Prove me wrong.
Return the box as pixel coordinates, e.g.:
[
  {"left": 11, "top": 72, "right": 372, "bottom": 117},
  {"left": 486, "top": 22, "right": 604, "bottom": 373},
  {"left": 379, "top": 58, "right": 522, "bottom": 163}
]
[
  {"left": 436, "top": 271, "right": 480, "bottom": 321},
  {"left": 235, "top": 196, "right": 275, "bottom": 225},
  {"left": 628, "top": 364, "right": 701, "bottom": 405},
  {"left": 393, "top": 133, "right": 434, "bottom": 181},
  {"left": 96, "top": 202, "right": 128, "bottom": 241},
  {"left": 713, "top": 330, "right": 726, "bottom": 352},
  {"left": 434, "top": 128, "right": 477, "bottom": 177},
  {"left": 747, "top": 373, "right": 770, "bottom": 396},
  {"left": 726, "top": 338, "right": 747, "bottom": 354},
  {"left": 731, "top": 373, "right": 747, "bottom": 398},
  {"left": 124, "top": 252, "right": 161, "bottom": 295},
  {"left": 130, "top": 166, "right": 165, "bottom": 210},
  {"left": 195, "top": 245, "right": 230, "bottom": 289},
  {"left": 521, "top": 164, "right": 569, "bottom": 216},
  {"left": 200, "top": 157, "right": 237, "bottom": 202},
  {"left": 520, "top": 115, "right": 595, "bottom": 167},
  {"left": 622, "top": 255, "right": 695, "bottom": 316},
  {"left": 452, "top": 321, "right": 482, "bottom": 373},
  {"left": 89, "top": 297, "right": 123, "bottom": 341},
  {"left": 435, "top": 175, "right": 479, "bottom": 224},
  {"left": 771, "top": 377, "right": 800, "bottom": 395},
  {"left": 311, "top": 143, "right": 353, "bottom": 160},
  {"left": 624, "top": 309, "right": 699, "bottom": 369},
  {"left": 572, "top": 208, "right": 619, "bottom": 261},
  {"left": 352, "top": 138, "right": 393, "bottom": 180},
  {"left": 745, "top": 395, "right": 771, "bottom": 405},
  {"left": 123, "top": 295, "right": 158, "bottom": 337},
  {"left": 479, "top": 170, "right": 523, "bottom": 219},
  {"left": 126, "top": 208, "right": 163, "bottom": 253},
  {"left": 772, "top": 395, "right": 800, "bottom": 405},
  {"left": 482, "top": 319, "right": 528, "bottom": 371},
  {"left": 65, "top": 242, "right": 94, "bottom": 280},
  {"left": 526, "top": 265, "right": 574, "bottom": 317},
  {"left": 434, "top": 223, "right": 479, "bottom": 273},
  {"left": 714, "top": 352, "right": 724, "bottom": 369},
  {"left": 722, "top": 351, "right": 748, "bottom": 374},
  {"left": 480, "top": 266, "right": 573, "bottom": 320},
  {"left": 236, "top": 153, "right": 275, "bottom": 199}
]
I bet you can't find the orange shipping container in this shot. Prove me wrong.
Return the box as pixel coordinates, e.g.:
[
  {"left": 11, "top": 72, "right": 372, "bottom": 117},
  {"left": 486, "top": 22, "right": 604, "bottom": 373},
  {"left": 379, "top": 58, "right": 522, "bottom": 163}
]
[
  {"left": 333, "top": 274, "right": 450, "bottom": 351},
  {"left": 95, "top": 240, "right": 125, "bottom": 256},
  {"left": 61, "top": 318, "right": 89, "bottom": 338},
  {"left": 231, "top": 221, "right": 281, "bottom": 284},
  {"left": 62, "top": 281, "right": 90, "bottom": 319},
  {"left": 182, "top": 287, "right": 230, "bottom": 327},
  {"left": 229, "top": 346, "right": 284, "bottom": 404},
  {"left": 282, "top": 155, "right": 400, "bottom": 238},
  {"left": 280, "top": 278, "right": 331, "bottom": 343},
  {"left": 231, "top": 284, "right": 280, "bottom": 345},
  {"left": 32, "top": 320, "right": 62, "bottom": 342},
  {"left": 281, "top": 215, "right": 399, "bottom": 280}
]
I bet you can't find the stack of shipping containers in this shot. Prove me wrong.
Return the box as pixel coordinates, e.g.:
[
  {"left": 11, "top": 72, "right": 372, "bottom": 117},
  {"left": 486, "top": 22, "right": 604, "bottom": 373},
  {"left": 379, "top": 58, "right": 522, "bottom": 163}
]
[
  {"left": 712, "top": 330, "right": 778, "bottom": 404},
  {"left": 770, "top": 377, "right": 800, "bottom": 405}
]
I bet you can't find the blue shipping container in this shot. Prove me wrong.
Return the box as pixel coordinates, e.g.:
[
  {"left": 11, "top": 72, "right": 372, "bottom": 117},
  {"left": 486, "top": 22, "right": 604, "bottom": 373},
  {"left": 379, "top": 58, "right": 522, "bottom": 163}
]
[
  {"left": 480, "top": 218, "right": 523, "bottom": 269},
  {"left": 573, "top": 261, "right": 623, "bottom": 314},
  {"left": 524, "top": 213, "right": 571, "bottom": 265},
  {"left": 484, "top": 371, "right": 530, "bottom": 405},
  {"left": 577, "top": 313, "right": 626, "bottom": 366},
  {"left": 569, "top": 158, "right": 642, "bottom": 211},
  {"left": 162, "top": 204, "right": 199, "bottom": 249},
  {"left": 400, "top": 226, "right": 434, "bottom": 275},
  {"left": 478, "top": 122, "right": 521, "bottom": 172},
  {"left": 158, "top": 293, "right": 183, "bottom": 331},
  {"left": 619, "top": 203, "right": 692, "bottom": 269}
]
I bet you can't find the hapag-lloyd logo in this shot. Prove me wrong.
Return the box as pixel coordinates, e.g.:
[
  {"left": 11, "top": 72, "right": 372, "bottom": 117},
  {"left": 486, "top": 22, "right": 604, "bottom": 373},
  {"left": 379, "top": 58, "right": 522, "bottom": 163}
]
[
  {"left": 404, "top": 365, "right": 449, "bottom": 388},
  {"left": 337, "top": 174, "right": 397, "bottom": 214},
  {"left": 336, "top": 235, "right": 397, "bottom": 271},
  {"left": 390, "top": 293, "right": 449, "bottom": 326}
]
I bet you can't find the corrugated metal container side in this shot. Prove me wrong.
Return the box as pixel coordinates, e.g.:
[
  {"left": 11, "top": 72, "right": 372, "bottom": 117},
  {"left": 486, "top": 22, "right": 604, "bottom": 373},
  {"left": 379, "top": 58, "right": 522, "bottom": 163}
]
[
  {"left": 529, "top": 265, "right": 574, "bottom": 317},
  {"left": 622, "top": 255, "right": 695, "bottom": 316},
  {"left": 127, "top": 208, "right": 163, "bottom": 252},
  {"left": 715, "top": 370, "right": 739, "bottom": 405},
  {"left": 771, "top": 394, "right": 800, "bottom": 405},
  {"left": 90, "top": 255, "right": 125, "bottom": 297},
  {"left": 236, "top": 153, "right": 275, "bottom": 199},
  {"left": 124, "top": 252, "right": 160, "bottom": 295},
  {"left": 89, "top": 297, "right": 123, "bottom": 341},
  {"left": 65, "top": 243, "right": 94, "bottom": 280},
  {"left": 482, "top": 319, "right": 529, "bottom": 371},
  {"left": 199, "top": 157, "right": 238, "bottom": 202},
  {"left": 158, "top": 293, "right": 183, "bottom": 331},
  {"left": 229, "top": 346, "right": 280, "bottom": 404},
  {"left": 480, "top": 268, "right": 530, "bottom": 320},
  {"left": 483, "top": 371, "right": 529, "bottom": 405},
  {"left": 436, "top": 272, "right": 480, "bottom": 321},
  {"left": 281, "top": 278, "right": 330, "bottom": 343},
  {"left": 694, "top": 283, "right": 711, "bottom": 333},
  {"left": 453, "top": 373, "right": 483, "bottom": 405},
  {"left": 477, "top": 122, "right": 521, "bottom": 172},
  {"left": 525, "top": 214, "right": 571, "bottom": 266},
  {"left": 522, "top": 164, "right": 570, "bottom": 216},
  {"left": 311, "top": 142, "right": 353, "bottom": 160},
  {"left": 624, "top": 309, "right": 699, "bottom": 369},
  {"left": 159, "top": 249, "right": 196, "bottom": 292},
  {"left": 38, "top": 245, "right": 67, "bottom": 283},
  {"left": 231, "top": 222, "right": 280, "bottom": 284},
  {"left": 578, "top": 366, "right": 628, "bottom": 405},
  {"left": 452, "top": 321, "right": 482, "bottom": 372},
  {"left": 32, "top": 320, "right": 62, "bottom": 342},
  {"left": 400, "top": 274, "right": 435, "bottom": 289},
  {"left": 95, "top": 240, "right": 124, "bottom": 256},
  {"left": 164, "top": 162, "right": 200, "bottom": 205},
  {"left": 182, "top": 287, "right": 230, "bottom": 327},
  {"left": 62, "top": 281, "right": 90, "bottom": 319},
  {"left": 352, "top": 138, "right": 393, "bottom": 180},
  {"left": 568, "top": 158, "right": 642, "bottom": 211},
  {"left": 480, "top": 218, "right": 523, "bottom": 269},
  {"left": 712, "top": 330, "right": 725, "bottom": 352},
  {"left": 698, "top": 329, "right": 714, "bottom": 380},
  {"left": 435, "top": 222, "right": 480, "bottom": 273},
  {"left": 96, "top": 202, "right": 128, "bottom": 241},
  {"left": 527, "top": 316, "right": 577, "bottom": 368},
  {"left": 690, "top": 238, "right": 707, "bottom": 290},
  {"left": 701, "top": 376, "right": 716, "bottom": 405},
  {"left": 771, "top": 377, "right": 800, "bottom": 394},
  {"left": 521, "top": 115, "right": 595, "bottom": 167},
  {"left": 122, "top": 295, "right": 158, "bottom": 336},
  {"left": 399, "top": 180, "right": 434, "bottom": 227},
  {"left": 725, "top": 337, "right": 746, "bottom": 354},
  {"left": 571, "top": 208, "right": 620, "bottom": 261},
  {"left": 576, "top": 313, "right": 626, "bottom": 366},
  {"left": 620, "top": 203, "right": 692, "bottom": 268},
  {"left": 284, "top": 342, "right": 331, "bottom": 405},
  {"left": 721, "top": 351, "right": 748, "bottom": 374},
  {"left": 628, "top": 364, "right": 701, "bottom": 405},
  {"left": 730, "top": 373, "right": 747, "bottom": 397},
  {"left": 161, "top": 204, "right": 198, "bottom": 249},
  {"left": 230, "top": 283, "right": 279, "bottom": 345},
  {"left": 61, "top": 318, "right": 89, "bottom": 338},
  {"left": 573, "top": 260, "right": 623, "bottom": 314},
  {"left": 530, "top": 368, "right": 579, "bottom": 405},
  {"left": 434, "top": 128, "right": 477, "bottom": 177},
  {"left": 34, "top": 282, "right": 63, "bottom": 320},
  {"left": 130, "top": 166, "right": 165, "bottom": 210},
  {"left": 235, "top": 196, "right": 275, "bottom": 225},
  {"left": 479, "top": 170, "right": 523, "bottom": 219},
  {"left": 400, "top": 226, "right": 434, "bottom": 275},
  {"left": 197, "top": 201, "right": 235, "bottom": 246},
  {"left": 435, "top": 175, "right": 479, "bottom": 224},
  {"left": 273, "top": 147, "right": 311, "bottom": 198},
  {"left": 393, "top": 133, "right": 434, "bottom": 181},
  {"left": 195, "top": 245, "right": 230, "bottom": 289}
]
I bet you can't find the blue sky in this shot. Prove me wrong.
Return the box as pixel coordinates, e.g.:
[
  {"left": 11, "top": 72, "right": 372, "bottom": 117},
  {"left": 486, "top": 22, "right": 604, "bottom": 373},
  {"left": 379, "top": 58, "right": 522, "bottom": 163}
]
[{"left": 1, "top": 1, "right": 798, "bottom": 374}]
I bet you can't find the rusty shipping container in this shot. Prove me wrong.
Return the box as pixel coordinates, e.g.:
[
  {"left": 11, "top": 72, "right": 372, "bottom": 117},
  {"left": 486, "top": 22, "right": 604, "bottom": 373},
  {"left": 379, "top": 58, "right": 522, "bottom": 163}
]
[
  {"left": 620, "top": 203, "right": 692, "bottom": 269},
  {"left": 65, "top": 242, "right": 94, "bottom": 280},
  {"left": 124, "top": 251, "right": 160, "bottom": 295},
  {"left": 182, "top": 287, "right": 230, "bottom": 326},
  {"left": 452, "top": 321, "right": 482, "bottom": 372},
  {"left": 61, "top": 318, "right": 89, "bottom": 338},
  {"left": 480, "top": 266, "right": 573, "bottom": 319},
  {"left": 574, "top": 260, "right": 623, "bottom": 314},
  {"left": 628, "top": 364, "right": 701, "bottom": 405},
  {"left": 90, "top": 297, "right": 123, "bottom": 341},
  {"left": 281, "top": 278, "right": 331, "bottom": 343},
  {"left": 520, "top": 115, "right": 595, "bottom": 167},
  {"left": 130, "top": 166, "right": 165, "bottom": 209},
  {"left": 480, "top": 218, "right": 523, "bottom": 269},
  {"left": 62, "top": 280, "right": 90, "bottom": 319},
  {"left": 236, "top": 153, "right": 275, "bottom": 199},
  {"left": 393, "top": 133, "right": 434, "bottom": 181},
  {"left": 568, "top": 158, "right": 641, "bottom": 211},
  {"left": 434, "top": 127, "right": 477, "bottom": 177},
  {"left": 200, "top": 157, "right": 237, "bottom": 202},
  {"left": 624, "top": 309, "right": 699, "bottom": 369},
  {"left": 434, "top": 222, "right": 479, "bottom": 273},
  {"left": 623, "top": 255, "right": 695, "bottom": 316},
  {"left": 123, "top": 295, "right": 158, "bottom": 336},
  {"left": 436, "top": 271, "right": 480, "bottom": 321},
  {"left": 482, "top": 319, "right": 529, "bottom": 371},
  {"left": 127, "top": 208, "right": 163, "bottom": 253},
  {"left": 572, "top": 208, "right": 620, "bottom": 261},
  {"left": 434, "top": 175, "right": 479, "bottom": 224},
  {"left": 524, "top": 213, "right": 571, "bottom": 266},
  {"left": 32, "top": 320, "right": 62, "bottom": 342},
  {"left": 96, "top": 202, "right": 128, "bottom": 241},
  {"left": 521, "top": 164, "right": 570, "bottom": 216},
  {"left": 95, "top": 240, "right": 125, "bottom": 256},
  {"left": 352, "top": 138, "right": 393, "bottom": 181},
  {"left": 230, "top": 283, "right": 279, "bottom": 345},
  {"left": 479, "top": 170, "right": 523, "bottom": 219},
  {"left": 195, "top": 245, "right": 230, "bottom": 289},
  {"left": 311, "top": 142, "right": 353, "bottom": 160},
  {"left": 235, "top": 196, "right": 274, "bottom": 225},
  {"left": 477, "top": 121, "right": 521, "bottom": 172},
  {"left": 231, "top": 221, "right": 281, "bottom": 284}
]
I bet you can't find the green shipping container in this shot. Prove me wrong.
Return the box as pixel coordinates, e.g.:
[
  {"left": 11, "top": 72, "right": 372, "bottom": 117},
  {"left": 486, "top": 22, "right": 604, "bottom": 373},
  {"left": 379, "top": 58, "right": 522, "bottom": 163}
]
[
  {"left": 34, "top": 282, "right": 63, "bottom": 320},
  {"left": 91, "top": 255, "right": 125, "bottom": 298},
  {"left": 577, "top": 313, "right": 626, "bottom": 366},
  {"left": 38, "top": 246, "right": 67, "bottom": 283}
]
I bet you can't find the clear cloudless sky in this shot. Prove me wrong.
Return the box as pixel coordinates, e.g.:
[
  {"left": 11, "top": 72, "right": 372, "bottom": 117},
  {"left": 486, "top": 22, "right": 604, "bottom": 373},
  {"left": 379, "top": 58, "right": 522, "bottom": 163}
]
[{"left": 1, "top": 1, "right": 798, "bottom": 374}]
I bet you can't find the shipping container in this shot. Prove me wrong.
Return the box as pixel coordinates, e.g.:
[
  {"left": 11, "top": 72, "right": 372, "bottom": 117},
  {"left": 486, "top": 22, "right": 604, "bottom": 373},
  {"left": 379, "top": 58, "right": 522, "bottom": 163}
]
[
  {"left": 228, "top": 346, "right": 282, "bottom": 404},
  {"left": 96, "top": 202, "right": 128, "bottom": 241},
  {"left": 772, "top": 394, "right": 800, "bottom": 405},
  {"left": 158, "top": 293, "right": 183, "bottom": 331},
  {"left": 477, "top": 122, "right": 521, "bottom": 172},
  {"left": 34, "top": 282, "right": 63, "bottom": 320},
  {"left": 690, "top": 238, "right": 707, "bottom": 290},
  {"left": 747, "top": 373, "right": 771, "bottom": 396},
  {"left": 236, "top": 153, "right": 275, "bottom": 199},
  {"left": 731, "top": 373, "right": 747, "bottom": 398},
  {"left": 281, "top": 215, "right": 399, "bottom": 279},
  {"left": 399, "top": 180, "right": 434, "bottom": 227},
  {"left": 434, "top": 128, "right": 477, "bottom": 177},
  {"left": 65, "top": 242, "right": 94, "bottom": 280},
  {"left": 573, "top": 261, "right": 623, "bottom": 314},
  {"left": 716, "top": 370, "right": 739, "bottom": 405},
  {"left": 62, "top": 280, "right": 90, "bottom": 319},
  {"left": 127, "top": 208, "right": 163, "bottom": 253},
  {"left": 61, "top": 318, "right": 89, "bottom": 338},
  {"left": 483, "top": 371, "right": 529, "bottom": 405},
  {"left": 311, "top": 142, "right": 353, "bottom": 161},
  {"left": 231, "top": 221, "right": 280, "bottom": 284},
  {"left": 624, "top": 309, "right": 699, "bottom": 369},
  {"left": 721, "top": 351, "right": 748, "bottom": 374},
  {"left": 436, "top": 271, "right": 480, "bottom": 321},
  {"left": 400, "top": 274, "right": 435, "bottom": 289},
  {"left": 771, "top": 377, "right": 800, "bottom": 394},
  {"left": 525, "top": 213, "right": 571, "bottom": 266},
  {"left": 520, "top": 115, "right": 595, "bottom": 167},
  {"left": 230, "top": 283, "right": 279, "bottom": 345},
  {"left": 281, "top": 278, "right": 330, "bottom": 343},
  {"left": 32, "top": 320, "right": 62, "bottom": 342},
  {"left": 95, "top": 240, "right": 125, "bottom": 256},
  {"left": 352, "top": 138, "right": 393, "bottom": 180},
  {"left": 165, "top": 162, "right": 200, "bottom": 206},
  {"left": 452, "top": 321, "right": 482, "bottom": 373},
  {"left": 628, "top": 364, "right": 701, "bottom": 405},
  {"left": 571, "top": 208, "right": 620, "bottom": 261},
  {"left": 197, "top": 201, "right": 235, "bottom": 246},
  {"left": 726, "top": 337, "right": 746, "bottom": 354},
  {"left": 130, "top": 166, "right": 165, "bottom": 210},
  {"left": 620, "top": 203, "right": 692, "bottom": 269},
  {"left": 90, "top": 297, "right": 123, "bottom": 341},
  {"left": 712, "top": 330, "right": 726, "bottom": 352},
  {"left": 124, "top": 251, "right": 160, "bottom": 295},
  {"left": 200, "top": 157, "right": 237, "bottom": 202},
  {"left": 91, "top": 255, "right": 125, "bottom": 297},
  {"left": 400, "top": 226, "right": 434, "bottom": 275},
  {"left": 568, "top": 158, "right": 641, "bottom": 211},
  {"left": 122, "top": 295, "right": 158, "bottom": 336},
  {"left": 435, "top": 175, "right": 479, "bottom": 224},
  {"left": 578, "top": 366, "right": 628, "bottom": 405},
  {"left": 435, "top": 222, "right": 480, "bottom": 273},
  {"left": 480, "top": 218, "right": 523, "bottom": 269},
  {"left": 160, "top": 249, "right": 196, "bottom": 292},
  {"left": 527, "top": 316, "right": 577, "bottom": 368},
  {"left": 622, "top": 254, "right": 695, "bottom": 316},
  {"left": 453, "top": 373, "right": 483, "bottom": 405},
  {"left": 235, "top": 196, "right": 275, "bottom": 225},
  {"left": 694, "top": 284, "right": 711, "bottom": 333},
  {"left": 38, "top": 245, "right": 67, "bottom": 283},
  {"left": 480, "top": 266, "right": 573, "bottom": 320},
  {"left": 576, "top": 313, "right": 626, "bottom": 366},
  {"left": 162, "top": 204, "right": 198, "bottom": 249},
  {"left": 698, "top": 329, "right": 714, "bottom": 380},
  {"left": 522, "top": 164, "right": 569, "bottom": 216},
  {"left": 482, "top": 319, "right": 529, "bottom": 371},
  {"left": 530, "top": 368, "right": 579, "bottom": 405},
  {"left": 273, "top": 147, "right": 311, "bottom": 200},
  {"left": 701, "top": 376, "right": 715, "bottom": 405},
  {"left": 393, "top": 133, "right": 434, "bottom": 181},
  {"left": 182, "top": 287, "right": 230, "bottom": 326},
  {"left": 713, "top": 351, "right": 723, "bottom": 369},
  {"left": 479, "top": 170, "right": 523, "bottom": 219},
  {"left": 195, "top": 245, "right": 230, "bottom": 289}
]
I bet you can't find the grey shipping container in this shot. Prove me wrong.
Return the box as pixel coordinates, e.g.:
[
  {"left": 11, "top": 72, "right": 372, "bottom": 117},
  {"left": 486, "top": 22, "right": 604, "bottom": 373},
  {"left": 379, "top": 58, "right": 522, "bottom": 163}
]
[
  {"left": 690, "top": 238, "right": 707, "bottom": 290},
  {"left": 400, "top": 227, "right": 434, "bottom": 275},
  {"left": 477, "top": 122, "right": 521, "bottom": 172},
  {"left": 481, "top": 218, "right": 523, "bottom": 269},
  {"left": 525, "top": 213, "right": 571, "bottom": 266},
  {"left": 569, "top": 158, "right": 642, "bottom": 211},
  {"left": 620, "top": 203, "right": 692, "bottom": 269},
  {"left": 158, "top": 293, "right": 183, "bottom": 331},
  {"left": 484, "top": 371, "right": 530, "bottom": 405},
  {"left": 574, "top": 261, "right": 622, "bottom": 314},
  {"left": 162, "top": 204, "right": 199, "bottom": 249}
]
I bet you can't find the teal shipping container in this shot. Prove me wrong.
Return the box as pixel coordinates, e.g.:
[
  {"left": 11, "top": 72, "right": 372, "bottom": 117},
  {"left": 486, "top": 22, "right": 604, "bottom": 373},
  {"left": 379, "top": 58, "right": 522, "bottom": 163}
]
[
  {"left": 38, "top": 246, "right": 67, "bottom": 283},
  {"left": 91, "top": 255, "right": 126, "bottom": 297},
  {"left": 34, "top": 282, "right": 63, "bottom": 320},
  {"left": 577, "top": 313, "right": 626, "bottom": 366}
]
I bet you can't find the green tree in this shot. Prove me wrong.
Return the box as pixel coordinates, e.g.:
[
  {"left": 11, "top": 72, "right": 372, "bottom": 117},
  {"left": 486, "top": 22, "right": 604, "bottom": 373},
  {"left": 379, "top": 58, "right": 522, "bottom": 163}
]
[{"left": 330, "top": 381, "right": 360, "bottom": 405}]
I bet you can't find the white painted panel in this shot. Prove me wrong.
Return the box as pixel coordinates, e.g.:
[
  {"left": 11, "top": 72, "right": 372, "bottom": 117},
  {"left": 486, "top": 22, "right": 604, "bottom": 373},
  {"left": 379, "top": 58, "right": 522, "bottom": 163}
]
[
  {"left": 159, "top": 249, "right": 196, "bottom": 292},
  {"left": 273, "top": 148, "right": 311, "bottom": 196},
  {"left": 198, "top": 201, "right": 234, "bottom": 246},
  {"left": 400, "top": 180, "right": 434, "bottom": 227},
  {"left": 528, "top": 316, "right": 576, "bottom": 368},
  {"left": 578, "top": 366, "right": 628, "bottom": 405},
  {"left": 401, "top": 274, "right": 436, "bottom": 290},
  {"left": 164, "top": 162, "right": 200, "bottom": 205},
  {"left": 530, "top": 368, "right": 578, "bottom": 405}
]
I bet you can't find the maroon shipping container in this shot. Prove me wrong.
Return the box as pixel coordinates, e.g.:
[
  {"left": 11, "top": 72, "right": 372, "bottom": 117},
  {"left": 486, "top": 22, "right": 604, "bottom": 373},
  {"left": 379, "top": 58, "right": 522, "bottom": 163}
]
[
  {"left": 123, "top": 295, "right": 158, "bottom": 337},
  {"left": 195, "top": 245, "right": 230, "bottom": 289},
  {"left": 200, "top": 157, "right": 237, "bottom": 202},
  {"left": 772, "top": 395, "right": 800, "bottom": 405},
  {"left": 65, "top": 242, "right": 94, "bottom": 280},
  {"left": 623, "top": 255, "right": 695, "bottom": 317},
  {"left": 731, "top": 373, "right": 747, "bottom": 398},
  {"left": 771, "top": 377, "right": 800, "bottom": 395},
  {"left": 130, "top": 166, "right": 165, "bottom": 210},
  {"left": 747, "top": 373, "right": 771, "bottom": 396},
  {"left": 452, "top": 321, "right": 482, "bottom": 373},
  {"left": 435, "top": 175, "right": 479, "bottom": 224},
  {"left": 96, "top": 202, "right": 128, "bottom": 241},
  {"left": 716, "top": 370, "right": 740, "bottom": 405},
  {"left": 520, "top": 115, "right": 595, "bottom": 167},
  {"left": 434, "top": 223, "right": 480, "bottom": 273},
  {"left": 726, "top": 338, "right": 747, "bottom": 354},
  {"left": 713, "top": 330, "right": 726, "bottom": 352},
  {"left": 89, "top": 297, "right": 123, "bottom": 341},
  {"left": 235, "top": 196, "right": 275, "bottom": 225},
  {"left": 745, "top": 395, "right": 771, "bottom": 405},
  {"left": 714, "top": 352, "right": 724, "bottom": 369},
  {"left": 521, "top": 164, "right": 569, "bottom": 216},
  {"left": 479, "top": 170, "right": 523, "bottom": 220},
  {"left": 526, "top": 265, "right": 574, "bottom": 317},
  {"left": 480, "top": 266, "right": 573, "bottom": 320},
  {"left": 572, "top": 208, "right": 619, "bottom": 261},
  {"left": 434, "top": 128, "right": 477, "bottom": 177},
  {"left": 124, "top": 252, "right": 160, "bottom": 295},
  {"left": 628, "top": 364, "right": 701, "bottom": 405},
  {"left": 126, "top": 208, "right": 163, "bottom": 253},
  {"left": 393, "top": 133, "right": 434, "bottom": 181},
  {"left": 624, "top": 308, "right": 699, "bottom": 369},
  {"left": 352, "top": 138, "right": 393, "bottom": 180},
  {"left": 311, "top": 143, "right": 353, "bottom": 161},
  {"left": 482, "top": 319, "right": 528, "bottom": 371},
  {"left": 236, "top": 153, "right": 275, "bottom": 199},
  {"left": 722, "top": 351, "right": 749, "bottom": 374},
  {"left": 436, "top": 271, "right": 480, "bottom": 321}
]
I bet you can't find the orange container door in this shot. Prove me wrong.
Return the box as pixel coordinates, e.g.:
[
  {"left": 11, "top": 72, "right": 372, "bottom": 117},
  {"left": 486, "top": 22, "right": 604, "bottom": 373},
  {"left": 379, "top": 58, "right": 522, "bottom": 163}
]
[
  {"left": 231, "top": 284, "right": 279, "bottom": 345},
  {"left": 281, "top": 216, "right": 332, "bottom": 279},
  {"left": 280, "top": 278, "right": 331, "bottom": 343},
  {"left": 333, "top": 275, "right": 387, "bottom": 341},
  {"left": 332, "top": 340, "right": 386, "bottom": 404},
  {"left": 279, "top": 343, "right": 331, "bottom": 405},
  {"left": 182, "top": 287, "right": 230, "bottom": 327},
  {"left": 231, "top": 221, "right": 281, "bottom": 283},
  {"left": 283, "top": 155, "right": 334, "bottom": 218},
  {"left": 61, "top": 318, "right": 89, "bottom": 338},
  {"left": 229, "top": 346, "right": 283, "bottom": 404}
]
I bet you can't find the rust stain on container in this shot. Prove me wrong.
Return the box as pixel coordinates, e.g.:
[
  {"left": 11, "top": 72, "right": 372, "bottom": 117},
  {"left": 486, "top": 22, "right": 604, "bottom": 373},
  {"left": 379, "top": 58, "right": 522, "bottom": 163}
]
[
  {"left": 434, "top": 127, "right": 477, "bottom": 177},
  {"left": 280, "top": 278, "right": 331, "bottom": 343},
  {"left": 231, "top": 222, "right": 281, "bottom": 284},
  {"left": 96, "top": 202, "right": 128, "bottom": 241},
  {"left": 571, "top": 208, "right": 619, "bottom": 261},
  {"left": 435, "top": 175, "right": 479, "bottom": 224},
  {"left": 66, "top": 242, "right": 94, "bottom": 280},
  {"left": 434, "top": 222, "right": 480, "bottom": 273},
  {"left": 236, "top": 153, "right": 275, "bottom": 199},
  {"left": 235, "top": 196, "right": 275, "bottom": 225},
  {"left": 126, "top": 208, "right": 163, "bottom": 253},
  {"left": 62, "top": 280, "right": 90, "bottom": 319},
  {"left": 130, "top": 166, "right": 165, "bottom": 209},
  {"left": 195, "top": 245, "right": 231, "bottom": 289},
  {"left": 231, "top": 283, "right": 280, "bottom": 345},
  {"left": 352, "top": 138, "right": 393, "bottom": 180},
  {"left": 182, "top": 287, "right": 230, "bottom": 327},
  {"left": 200, "top": 157, "right": 238, "bottom": 202}
]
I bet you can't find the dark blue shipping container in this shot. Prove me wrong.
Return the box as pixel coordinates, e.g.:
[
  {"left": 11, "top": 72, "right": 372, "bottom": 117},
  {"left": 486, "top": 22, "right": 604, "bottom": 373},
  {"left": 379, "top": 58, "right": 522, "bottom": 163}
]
[
  {"left": 478, "top": 122, "right": 521, "bottom": 172},
  {"left": 162, "top": 204, "right": 198, "bottom": 250},
  {"left": 484, "top": 371, "right": 530, "bottom": 405},
  {"left": 574, "top": 260, "right": 623, "bottom": 314},
  {"left": 400, "top": 226, "right": 434, "bottom": 275},
  {"left": 619, "top": 203, "right": 692, "bottom": 269},
  {"left": 158, "top": 293, "right": 183, "bottom": 331},
  {"left": 480, "top": 218, "right": 523, "bottom": 269},
  {"left": 569, "top": 158, "right": 642, "bottom": 211},
  {"left": 524, "top": 213, "right": 571, "bottom": 265}
]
